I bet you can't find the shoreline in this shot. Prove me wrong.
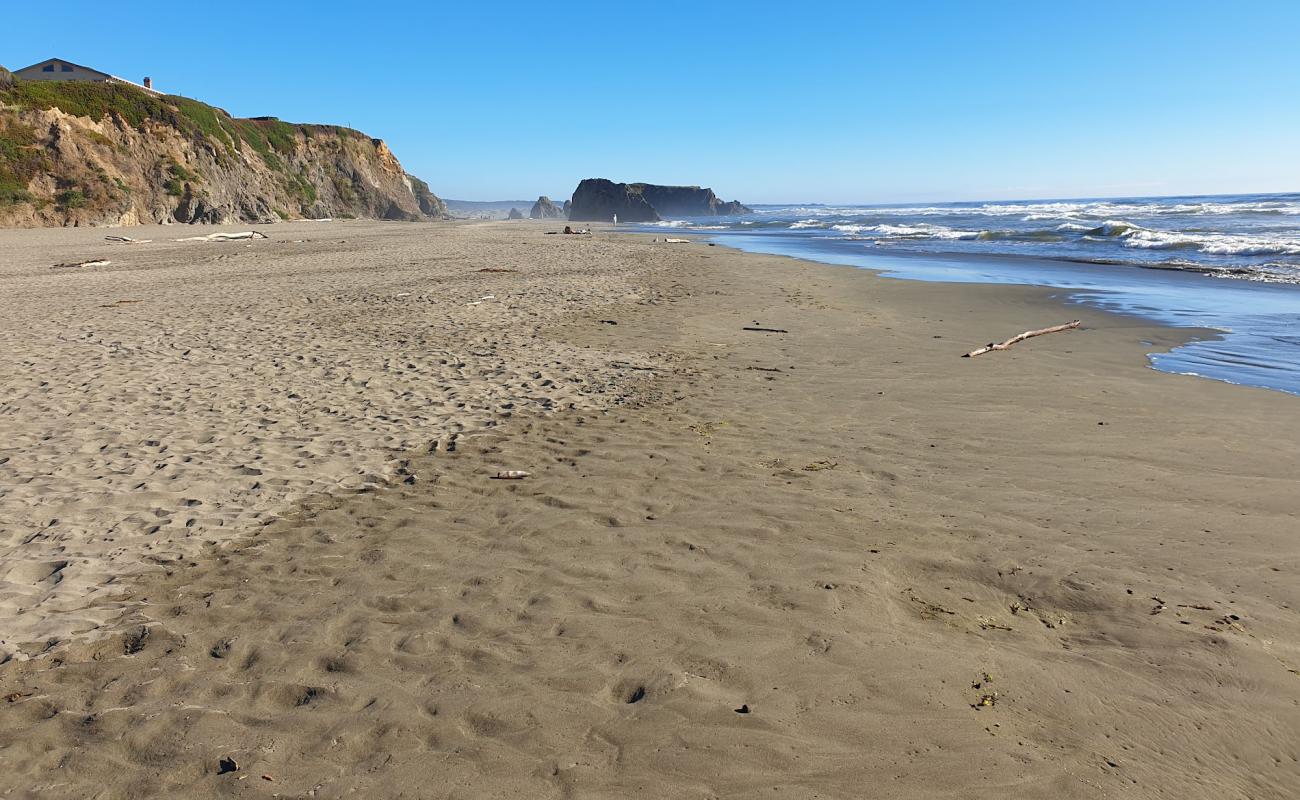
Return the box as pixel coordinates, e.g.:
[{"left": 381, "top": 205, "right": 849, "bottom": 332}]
[
  {"left": 1, "top": 221, "right": 1296, "bottom": 797},
  {"left": 670, "top": 226, "right": 1300, "bottom": 396}
]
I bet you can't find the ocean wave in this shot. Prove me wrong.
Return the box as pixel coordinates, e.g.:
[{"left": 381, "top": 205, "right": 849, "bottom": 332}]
[
  {"left": 1084, "top": 220, "right": 1148, "bottom": 237},
  {"left": 1121, "top": 229, "right": 1300, "bottom": 256},
  {"left": 759, "top": 196, "right": 1300, "bottom": 221}
]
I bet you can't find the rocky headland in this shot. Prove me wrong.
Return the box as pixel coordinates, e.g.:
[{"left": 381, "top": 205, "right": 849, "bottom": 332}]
[
  {"left": 0, "top": 69, "right": 445, "bottom": 227},
  {"left": 566, "top": 178, "right": 751, "bottom": 222}
]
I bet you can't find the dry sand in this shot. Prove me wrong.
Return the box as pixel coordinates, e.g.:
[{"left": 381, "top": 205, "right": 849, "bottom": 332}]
[{"left": 0, "top": 220, "right": 1297, "bottom": 798}]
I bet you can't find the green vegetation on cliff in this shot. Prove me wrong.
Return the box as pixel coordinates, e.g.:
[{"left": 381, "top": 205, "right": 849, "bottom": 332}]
[
  {"left": 0, "top": 120, "right": 41, "bottom": 205},
  {"left": 0, "top": 74, "right": 442, "bottom": 226},
  {"left": 0, "top": 80, "right": 366, "bottom": 175}
]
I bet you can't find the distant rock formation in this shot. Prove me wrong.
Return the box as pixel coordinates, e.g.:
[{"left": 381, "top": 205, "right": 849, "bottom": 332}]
[
  {"left": 567, "top": 178, "right": 751, "bottom": 222},
  {"left": 566, "top": 179, "right": 660, "bottom": 222},
  {"left": 637, "top": 184, "right": 752, "bottom": 217},
  {"left": 562, "top": 198, "right": 571, "bottom": 218},
  {"left": 507, "top": 207, "right": 524, "bottom": 220},
  {"left": 529, "top": 196, "right": 563, "bottom": 219}
]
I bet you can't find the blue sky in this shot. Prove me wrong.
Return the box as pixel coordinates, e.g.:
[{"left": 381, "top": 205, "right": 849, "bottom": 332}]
[{"left": 6, "top": 0, "right": 1299, "bottom": 203}]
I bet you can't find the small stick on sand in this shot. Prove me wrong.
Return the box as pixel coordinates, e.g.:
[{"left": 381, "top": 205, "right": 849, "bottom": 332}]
[
  {"left": 743, "top": 326, "right": 789, "bottom": 334},
  {"left": 104, "top": 236, "right": 151, "bottom": 244},
  {"left": 492, "top": 470, "right": 530, "bottom": 480},
  {"left": 52, "top": 259, "right": 111, "bottom": 269},
  {"left": 963, "top": 320, "right": 1081, "bottom": 357}
]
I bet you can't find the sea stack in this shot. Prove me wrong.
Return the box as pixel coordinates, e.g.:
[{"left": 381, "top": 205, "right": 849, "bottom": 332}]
[
  {"left": 529, "top": 196, "right": 563, "bottom": 219},
  {"left": 507, "top": 207, "right": 524, "bottom": 220},
  {"left": 567, "top": 178, "right": 751, "bottom": 222}
]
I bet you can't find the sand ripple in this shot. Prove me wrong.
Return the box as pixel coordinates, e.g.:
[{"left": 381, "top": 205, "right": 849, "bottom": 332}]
[{"left": 0, "top": 220, "right": 659, "bottom": 654}]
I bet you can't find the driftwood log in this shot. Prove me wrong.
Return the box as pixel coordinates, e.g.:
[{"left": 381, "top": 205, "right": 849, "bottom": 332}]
[
  {"left": 51, "top": 259, "right": 111, "bottom": 269},
  {"left": 963, "top": 320, "right": 1081, "bottom": 357},
  {"left": 173, "top": 231, "right": 268, "bottom": 243}
]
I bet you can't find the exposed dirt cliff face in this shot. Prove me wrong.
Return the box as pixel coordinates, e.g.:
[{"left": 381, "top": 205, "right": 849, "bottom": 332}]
[
  {"left": 567, "top": 178, "right": 751, "bottom": 222},
  {"left": 0, "top": 78, "right": 445, "bottom": 227}
]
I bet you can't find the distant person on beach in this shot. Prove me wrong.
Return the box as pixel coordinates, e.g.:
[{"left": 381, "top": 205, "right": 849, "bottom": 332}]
[{"left": 613, "top": 213, "right": 618, "bottom": 226}]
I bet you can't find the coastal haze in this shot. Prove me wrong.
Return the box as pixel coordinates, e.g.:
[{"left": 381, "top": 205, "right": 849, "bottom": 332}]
[{"left": 2, "top": 1, "right": 1300, "bottom": 798}]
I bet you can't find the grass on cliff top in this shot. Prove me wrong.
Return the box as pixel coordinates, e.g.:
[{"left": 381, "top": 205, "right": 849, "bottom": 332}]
[{"left": 0, "top": 80, "right": 367, "bottom": 175}]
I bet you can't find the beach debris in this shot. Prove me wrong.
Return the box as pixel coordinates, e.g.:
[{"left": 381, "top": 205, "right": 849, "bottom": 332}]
[
  {"left": 173, "top": 231, "right": 268, "bottom": 243},
  {"left": 100, "top": 299, "right": 142, "bottom": 308},
  {"left": 734, "top": 704, "right": 751, "bottom": 714},
  {"left": 655, "top": 237, "right": 691, "bottom": 243},
  {"left": 477, "top": 267, "right": 517, "bottom": 273},
  {"left": 742, "top": 326, "right": 789, "bottom": 333},
  {"left": 599, "top": 319, "right": 618, "bottom": 325},
  {"left": 394, "top": 292, "right": 411, "bottom": 298},
  {"left": 962, "top": 320, "right": 1081, "bottom": 357},
  {"left": 51, "top": 259, "right": 111, "bottom": 269},
  {"left": 970, "top": 672, "right": 998, "bottom": 709},
  {"left": 903, "top": 587, "right": 956, "bottom": 620},
  {"left": 802, "top": 460, "right": 838, "bottom": 471},
  {"left": 972, "top": 693, "right": 998, "bottom": 709},
  {"left": 465, "top": 294, "right": 497, "bottom": 306},
  {"left": 1150, "top": 596, "right": 1167, "bottom": 615},
  {"left": 4, "top": 690, "right": 34, "bottom": 703},
  {"left": 217, "top": 756, "right": 238, "bottom": 775},
  {"left": 104, "top": 235, "right": 151, "bottom": 244},
  {"left": 747, "top": 365, "right": 782, "bottom": 372},
  {"left": 688, "top": 421, "right": 727, "bottom": 437},
  {"left": 492, "top": 470, "right": 531, "bottom": 480}
]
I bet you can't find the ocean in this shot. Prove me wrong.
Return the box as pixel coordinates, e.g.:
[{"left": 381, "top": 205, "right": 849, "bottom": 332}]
[{"left": 643, "top": 192, "right": 1300, "bottom": 395}]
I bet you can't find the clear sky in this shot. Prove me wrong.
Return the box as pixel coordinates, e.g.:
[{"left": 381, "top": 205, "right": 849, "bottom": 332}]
[{"left": 6, "top": 0, "right": 1299, "bottom": 204}]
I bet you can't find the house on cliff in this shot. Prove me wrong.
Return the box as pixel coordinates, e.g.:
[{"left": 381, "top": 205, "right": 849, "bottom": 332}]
[{"left": 13, "top": 58, "right": 159, "bottom": 94}]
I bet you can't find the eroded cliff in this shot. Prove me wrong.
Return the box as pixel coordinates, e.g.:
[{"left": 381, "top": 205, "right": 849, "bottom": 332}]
[{"left": 0, "top": 77, "right": 445, "bottom": 227}]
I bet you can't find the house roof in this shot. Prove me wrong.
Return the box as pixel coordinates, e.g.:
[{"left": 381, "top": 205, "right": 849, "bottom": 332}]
[{"left": 15, "top": 57, "right": 158, "bottom": 93}]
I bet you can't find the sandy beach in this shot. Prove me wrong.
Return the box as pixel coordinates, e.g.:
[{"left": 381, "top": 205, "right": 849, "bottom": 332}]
[{"left": 1, "top": 220, "right": 1297, "bottom": 798}]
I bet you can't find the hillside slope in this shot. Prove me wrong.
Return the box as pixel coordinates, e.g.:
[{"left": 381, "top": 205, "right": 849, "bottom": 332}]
[{"left": 0, "top": 74, "right": 445, "bottom": 227}]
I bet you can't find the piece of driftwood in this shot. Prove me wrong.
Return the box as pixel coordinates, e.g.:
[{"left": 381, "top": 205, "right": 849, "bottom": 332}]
[
  {"left": 173, "top": 231, "right": 268, "bottom": 242},
  {"left": 743, "top": 326, "right": 789, "bottom": 333},
  {"left": 963, "top": 320, "right": 1080, "bottom": 357},
  {"left": 104, "top": 235, "right": 151, "bottom": 244},
  {"left": 492, "top": 470, "right": 530, "bottom": 480},
  {"left": 52, "top": 259, "right": 111, "bottom": 269}
]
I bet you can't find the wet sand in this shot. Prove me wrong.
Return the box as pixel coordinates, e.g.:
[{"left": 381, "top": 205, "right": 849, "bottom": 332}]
[{"left": 0, "top": 220, "right": 1297, "bottom": 798}]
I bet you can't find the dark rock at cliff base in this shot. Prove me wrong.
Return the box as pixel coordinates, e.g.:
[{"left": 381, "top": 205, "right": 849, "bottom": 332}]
[
  {"left": 566, "top": 179, "right": 660, "bottom": 223},
  {"left": 407, "top": 174, "right": 449, "bottom": 218},
  {"left": 567, "top": 179, "right": 750, "bottom": 222},
  {"left": 507, "top": 207, "right": 524, "bottom": 220},
  {"left": 529, "top": 196, "right": 563, "bottom": 219}
]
